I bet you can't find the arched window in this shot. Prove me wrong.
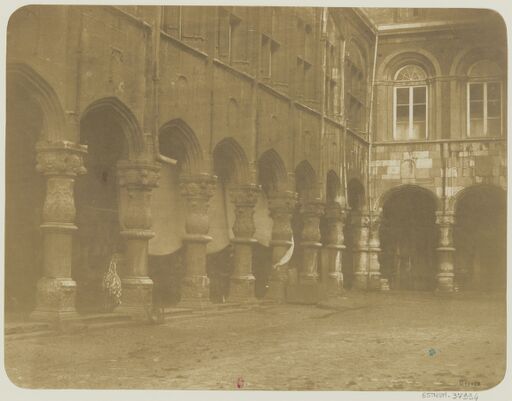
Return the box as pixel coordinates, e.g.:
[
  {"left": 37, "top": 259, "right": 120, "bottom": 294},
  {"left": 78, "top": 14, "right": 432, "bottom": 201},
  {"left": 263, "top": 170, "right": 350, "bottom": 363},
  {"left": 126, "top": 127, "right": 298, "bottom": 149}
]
[
  {"left": 346, "top": 42, "right": 366, "bottom": 132},
  {"left": 393, "top": 64, "right": 428, "bottom": 140},
  {"left": 467, "top": 60, "right": 503, "bottom": 137}
]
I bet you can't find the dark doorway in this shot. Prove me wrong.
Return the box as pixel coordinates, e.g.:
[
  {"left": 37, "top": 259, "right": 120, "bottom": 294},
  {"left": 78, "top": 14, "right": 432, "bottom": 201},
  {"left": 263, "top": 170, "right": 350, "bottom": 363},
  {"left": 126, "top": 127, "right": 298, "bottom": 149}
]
[
  {"left": 379, "top": 187, "right": 437, "bottom": 290},
  {"left": 454, "top": 186, "right": 506, "bottom": 291},
  {"left": 74, "top": 109, "right": 126, "bottom": 312}
]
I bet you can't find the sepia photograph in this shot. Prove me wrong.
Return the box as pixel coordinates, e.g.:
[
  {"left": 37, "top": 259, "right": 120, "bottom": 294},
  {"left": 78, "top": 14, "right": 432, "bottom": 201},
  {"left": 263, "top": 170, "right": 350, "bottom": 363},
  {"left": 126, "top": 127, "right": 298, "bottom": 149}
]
[{"left": 1, "top": 1, "right": 510, "bottom": 399}]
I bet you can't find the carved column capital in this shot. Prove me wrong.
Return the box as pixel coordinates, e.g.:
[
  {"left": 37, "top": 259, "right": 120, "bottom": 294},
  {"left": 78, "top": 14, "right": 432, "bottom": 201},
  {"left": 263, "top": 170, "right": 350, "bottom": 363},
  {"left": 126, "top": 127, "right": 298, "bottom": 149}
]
[
  {"left": 36, "top": 140, "right": 87, "bottom": 177},
  {"left": 436, "top": 211, "right": 455, "bottom": 249},
  {"left": 36, "top": 141, "right": 87, "bottom": 229},
  {"left": 301, "top": 201, "right": 325, "bottom": 246},
  {"left": 324, "top": 202, "right": 347, "bottom": 247},
  {"left": 117, "top": 160, "right": 160, "bottom": 189},
  {"left": 269, "top": 191, "right": 297, "bottom": 243},
  {"left": 179, "top": 174, "right": 217, "bottom": 201},
  {"left": 368, "top": 212, "right": 382, "bottom": 249},
  {"left": 179, "top": 174, "right": 217, "bottom": 237},
  {"left": 117, "top": 160, "right": 161, "bottom": 238},
  {"left": 230, "top": 184, "right": 260, "bottom": 240}
]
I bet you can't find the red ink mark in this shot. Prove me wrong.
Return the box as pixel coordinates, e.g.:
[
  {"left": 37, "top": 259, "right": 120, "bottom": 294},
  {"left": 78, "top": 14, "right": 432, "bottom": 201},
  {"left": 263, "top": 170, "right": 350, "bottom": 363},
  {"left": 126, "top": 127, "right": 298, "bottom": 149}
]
[{"left": 236, "top": 376, "right": 245, "bottom": 389}]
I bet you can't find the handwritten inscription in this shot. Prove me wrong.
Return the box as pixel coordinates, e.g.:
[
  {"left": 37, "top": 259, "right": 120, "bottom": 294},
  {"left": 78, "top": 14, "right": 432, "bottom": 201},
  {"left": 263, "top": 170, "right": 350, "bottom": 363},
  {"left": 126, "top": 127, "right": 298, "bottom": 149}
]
[{"left": 422, "top": 392, "right": 479, "bottom": 400}]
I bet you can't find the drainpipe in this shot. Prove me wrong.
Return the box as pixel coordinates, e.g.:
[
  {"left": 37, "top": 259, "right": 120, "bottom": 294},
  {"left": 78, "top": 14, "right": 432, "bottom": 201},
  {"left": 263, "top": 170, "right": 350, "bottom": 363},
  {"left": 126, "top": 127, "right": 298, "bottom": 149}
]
[{"left": 367, "top": 32, "right": 379, "bottom": 213}]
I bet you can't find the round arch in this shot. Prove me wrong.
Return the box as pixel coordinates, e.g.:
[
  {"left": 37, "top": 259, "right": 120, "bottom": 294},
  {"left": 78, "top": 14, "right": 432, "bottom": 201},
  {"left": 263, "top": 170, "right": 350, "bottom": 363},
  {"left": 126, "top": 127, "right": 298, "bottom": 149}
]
[
  {"left": 449, "top": 46, "right": 506, "bottom": 77},
  {"left": 159, "top": 118, "right": 204, "bottom": 175},
  {"left": 379, "top": 185, "right": 439, "bottom": 291},
  {"left": 81, "top": 97, "right": 144, "bottom": 159},
  {"left": 451, "top": 184, "right": 506, "bottom": 291},
  {"left": 375, "top": 184, "right": 441, "bottom": 213},
  {"left": 377, "top": 49, "right": 442, "bottom": 81},
  {"left": 448, "top": 183, "right": 506, "bottom": 213}
]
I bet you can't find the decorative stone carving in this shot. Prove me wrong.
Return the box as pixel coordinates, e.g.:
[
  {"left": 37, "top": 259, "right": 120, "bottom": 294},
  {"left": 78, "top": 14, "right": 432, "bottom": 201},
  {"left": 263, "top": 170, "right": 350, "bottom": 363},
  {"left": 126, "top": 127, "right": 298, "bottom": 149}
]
[
  {"left": 368, "top": 211, "right": 382, "bottom": 291},
  {"left": 324, "top": 202, "right": 347, "bottom": 246},
  {"left": 268, "top": 191, "right": 297, "bottom": 242},
  {"left": 32, "top": 141, "right": 87, "bottom": 322},
  {"left": 266, "top": 190, "right": 297, "bottom": 301},
  {"left": 117, "top": 160, "right": 160, "bottom": 236},
  {"left": 368, "top": 212, "right": 382, "bottom": 249},
  {"left": 230, "top": 184, "right": 260, "bottom": 239},
  {"left": 180, "top": 174, "right": 217, "bottom": 236},
  {"left": 36, "top": 140, "right": 87, "bottom": 177},
  {"left": 301, "top": 201, "right": 325, "bottom": 244},
  {"left": 435, "top": 211, "right": 456, "bottom": 292},
  {"left": 436, "top": 211, "right": 455, "bottom": 248},
  {"left": 352, "top": 212, "right": 371, "bottom": 290}
]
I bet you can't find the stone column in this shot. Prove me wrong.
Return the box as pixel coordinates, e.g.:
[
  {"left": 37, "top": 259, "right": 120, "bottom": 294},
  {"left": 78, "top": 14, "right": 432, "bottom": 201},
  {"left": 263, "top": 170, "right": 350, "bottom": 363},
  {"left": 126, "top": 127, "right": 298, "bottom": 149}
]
[
  {"left": 352, "top": 213, "right": 370, "bottom": 290},
  {"left": 179, "top": 174, "right": 217, "bottom": 301},
  {"left": 323, "top": 202, "right": 347, "bottom": 295},
  {"left": 229, "top": 184, "right": 260, "bottom": 301},
  {"left": 267, "top": 191, "right": 297, "bottom": 301},
  {"left": 299, "top": 201, "right": 325, "bottom": 283},
  {"left": 368, "top": 211, "right": 382, "bottom": 290},
  {"left": 31, "top": 140, "right": 87, "bottom": 321},
  {"left": 117, "top": 160, "right": 160, "bottom": 316},
  {"left": 436, "top": 211, "right": 455, "bottom": 292}
]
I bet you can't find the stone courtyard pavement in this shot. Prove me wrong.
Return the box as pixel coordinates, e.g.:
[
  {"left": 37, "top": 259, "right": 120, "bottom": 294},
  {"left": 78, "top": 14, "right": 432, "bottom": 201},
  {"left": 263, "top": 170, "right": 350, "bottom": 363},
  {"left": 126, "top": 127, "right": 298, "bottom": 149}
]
[{"left": 3, "top": 291, "right": 506, "bottom": 391}]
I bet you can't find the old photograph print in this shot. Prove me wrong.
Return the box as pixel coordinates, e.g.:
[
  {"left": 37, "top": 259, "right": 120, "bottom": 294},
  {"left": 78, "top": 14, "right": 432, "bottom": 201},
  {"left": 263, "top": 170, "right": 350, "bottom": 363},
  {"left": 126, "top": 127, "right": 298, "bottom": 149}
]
[{"left": 3, "top": 4, "right": 508, "bottom": 393}]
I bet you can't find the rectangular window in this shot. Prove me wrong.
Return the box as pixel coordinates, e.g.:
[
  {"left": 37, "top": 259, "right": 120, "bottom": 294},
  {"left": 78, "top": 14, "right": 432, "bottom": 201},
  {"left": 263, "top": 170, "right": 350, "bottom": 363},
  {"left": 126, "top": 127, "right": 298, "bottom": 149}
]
[
  {"left": 468, "top": 82, "right": 502, "bottom": 137},
  {"left": 394, "top": 86, "right": 428, "bottom": 140}
]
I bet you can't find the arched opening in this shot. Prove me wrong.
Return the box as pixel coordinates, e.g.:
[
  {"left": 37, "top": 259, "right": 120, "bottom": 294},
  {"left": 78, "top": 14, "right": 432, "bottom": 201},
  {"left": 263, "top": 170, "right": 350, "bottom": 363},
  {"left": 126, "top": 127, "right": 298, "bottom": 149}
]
[
  {"left": 74, "top": 107, "right": 128, "bottom": 313},
  {"left": 207, "top": 139, "right": 250, "bottom": 303},
  {"left": 5, "top": 78, "right": 45, "bottom": 315},
  {"left": 290, "top": 161, "right": 317, "bottom": 274},
  {"left": 343, "top": 178, "right": 365, "bottom": 289},
  {"left": 148, "top": 120, "right": 202, "bottom": 306},
  {"left": 254, "top": 149, "right": 286, "bottom": 298},
  {"left": 379, "top": 186, "right": 438, "bottom": 290},
  {"left": 454, "top": 186, "right": 506, "bottom": 291},
  {"left": 326, "top": 170, "right": 341, "bottom": 204}
]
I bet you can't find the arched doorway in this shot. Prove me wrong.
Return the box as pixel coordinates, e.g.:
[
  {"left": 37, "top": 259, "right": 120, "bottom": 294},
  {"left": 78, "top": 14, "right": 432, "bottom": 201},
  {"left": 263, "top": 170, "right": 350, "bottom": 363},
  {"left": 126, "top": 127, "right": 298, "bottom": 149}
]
[
  {"left": 209, "top": 138, "right": 250, "bottom": 302},
  {"left": 343, "top": 178, "right": 365, "bottom": 288},
  {"left": 255, "top": 149, "right": 286, "bottom": 298},
  {"left": 454, "top": 185, "right": 506, "bottom": 291},
  {"left": 74, "top": 105, "right": 128, "bottom": 312},
  {"left": 290, "top": 161, "right": 317, "bottom": 278},
  {"left": 379, "top": 186, "right": 438, "bottom": 290},
  {"left": 148, "top": 120, "right": 202, "bottom": 306},
  {"left": 5, "top": 77, "right": 45, "bottom": 314}
]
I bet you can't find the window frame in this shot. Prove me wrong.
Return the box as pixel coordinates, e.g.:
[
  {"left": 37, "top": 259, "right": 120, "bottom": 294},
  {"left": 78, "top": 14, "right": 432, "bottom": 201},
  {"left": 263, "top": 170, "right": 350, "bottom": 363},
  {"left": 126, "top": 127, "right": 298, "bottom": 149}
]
[
  {"left": 466, "top": 80, "right": 503, "bottom": 138},
  {"left": 393, "top": 84, "right": 429, "bottom": 140}
]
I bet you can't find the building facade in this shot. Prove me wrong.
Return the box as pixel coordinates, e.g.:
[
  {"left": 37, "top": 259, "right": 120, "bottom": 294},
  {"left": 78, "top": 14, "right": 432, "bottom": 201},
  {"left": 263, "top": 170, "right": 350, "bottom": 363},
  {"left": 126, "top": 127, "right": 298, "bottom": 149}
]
[{"left": 5, "top": 6, "right": 507, "bottom": 320}]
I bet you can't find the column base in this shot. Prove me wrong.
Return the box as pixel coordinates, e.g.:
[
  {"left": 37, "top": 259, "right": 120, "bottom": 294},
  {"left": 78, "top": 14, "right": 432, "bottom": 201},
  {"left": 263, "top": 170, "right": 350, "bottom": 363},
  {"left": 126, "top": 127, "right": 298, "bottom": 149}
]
[
  {"left": 266, "top": 267, "right": 288, "bottom": 302},
  {"left": 181, "top": 275, "right": 210, "bottom": 301},
  {"left": 228, "top": 274, "right": 257, "bottom": 302},
  {"left": 368, "top": 272, "right": 382, "bottom": 291},
  {"left": 31, "top": 277, "right": 77, "bottom": 322},
  {"left": 117, "top": 277, "right": 153, "bottom": 319},
  {"left": 352, "top": 272, "right": 369, "bottom": 290},
  {"left": 325, "top": 271, "right": 344, "bottom": 296},
  {"left": 436, "top": 273, "right": 455, "bottom": 293}
]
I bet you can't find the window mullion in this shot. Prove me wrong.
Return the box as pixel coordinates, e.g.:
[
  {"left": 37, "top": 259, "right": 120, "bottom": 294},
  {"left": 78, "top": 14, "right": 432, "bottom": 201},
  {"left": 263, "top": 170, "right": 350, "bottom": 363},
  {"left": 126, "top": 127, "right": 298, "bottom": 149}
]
[
  {"left": 483, "top": 82, "right": 488, "bottom": 135},
  {"left": 409, "top": 86, "right": 414, "bottom": 139}
]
